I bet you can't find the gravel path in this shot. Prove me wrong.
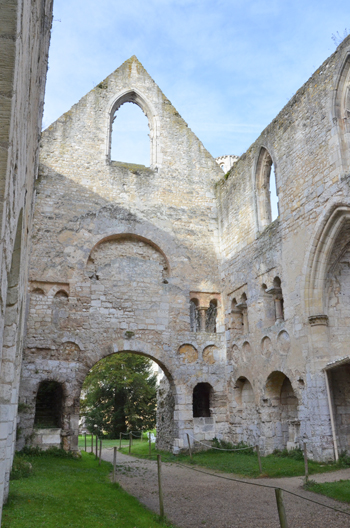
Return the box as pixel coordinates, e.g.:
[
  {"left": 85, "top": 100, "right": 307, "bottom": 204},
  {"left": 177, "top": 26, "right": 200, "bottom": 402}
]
[{"left": 101, "top": 449, "right": 350, "bottom": 528}]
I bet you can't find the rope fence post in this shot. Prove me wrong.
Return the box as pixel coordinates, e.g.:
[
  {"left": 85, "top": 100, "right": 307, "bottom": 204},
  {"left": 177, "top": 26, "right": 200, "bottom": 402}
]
[
  {"left": 275, "top": 488, "right": 288, "bottom": 528},
  {"left": 84, "top": 432, "right": 87, "bottom": 451},
  {"left": 256, "top": 445, "right": 262, "bottom": 474},
  {"left": 91, "top": 433, "right": 93, "bottom": 453},
  {"left": 157, "top": 454, "right": 164, "bottom": 519},
  {"left": 99, "top": 439, "right": 102, "bottom": 466},
  {"left": 119, "top": 432, "right": 122, "bottom": 449},
  {"left": 95, "top": 435, "right": 98, "bottom": 459},
  {"left": 303, "top": 442, "right": 309, "bottom": 483},
  {"left": 149, "top": 433, "right": 152, "bottom": 456},
  {"left": 186, "top": 433, "right": 192, "bottom": 460},
  {"left": 113, "top": 446, "right": 117, "bottom": 483},
  {"left": 129, "top": 432, "right": 132, "bottom": 454}
]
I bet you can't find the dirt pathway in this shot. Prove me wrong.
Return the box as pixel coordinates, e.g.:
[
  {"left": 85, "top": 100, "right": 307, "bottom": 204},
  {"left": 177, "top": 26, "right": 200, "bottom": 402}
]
[{"left": 101, "top": 449, "right": 350, "bottom": 528}]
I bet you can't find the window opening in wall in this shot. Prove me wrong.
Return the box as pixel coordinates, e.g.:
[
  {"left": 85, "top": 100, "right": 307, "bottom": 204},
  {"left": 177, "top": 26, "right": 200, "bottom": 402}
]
[
  {"left": 111, "top": 102, "right": 150, "bottom": 166},
  {"left": 190, "top": 298, "right": 200, "bottom": 332},
  {"left": 193, "top": 383, "right": 212, "bottom": 417},
  {"left": 266, "top": 277, "right": 284, "bottom": 322},
  {"left": 270, "top": 164, "right": 279, "bottom": 221},
  {"left": 206, "top": 299, "right": 217, "bottom": 333},
  {"left": 34, "top": 381, "right": 63, "bottom": 428}
]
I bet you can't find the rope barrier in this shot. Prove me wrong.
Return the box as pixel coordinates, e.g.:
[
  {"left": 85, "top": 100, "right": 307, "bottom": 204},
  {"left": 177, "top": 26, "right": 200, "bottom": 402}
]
[
  {"left": 173, "top": 461, "right": 350, "bottom": 518},
  {"left": 87, "top": 443, "right": 350, "bottom": 519},
  {"left": 187, "top": 434, "right": 253, "bottom": 452}
]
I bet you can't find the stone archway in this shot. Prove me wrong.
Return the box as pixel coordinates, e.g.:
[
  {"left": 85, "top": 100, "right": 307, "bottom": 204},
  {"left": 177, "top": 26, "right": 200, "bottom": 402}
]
[
  {"left": 76, "top": 348, "right": 177, "bottom": 453},
  {"left": 262, "top": 371, "right": 299, "bottom": 453}
]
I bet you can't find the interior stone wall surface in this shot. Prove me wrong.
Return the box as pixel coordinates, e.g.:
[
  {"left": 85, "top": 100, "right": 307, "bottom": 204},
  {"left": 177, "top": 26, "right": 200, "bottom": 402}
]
[
  {"left": 16, "top": 36, "right": 350, "bottom": 468},
  {"left": 0, "top": 0, "right": 53, "bottom": 517},
  {"left": 17, "top": 56, "right": 227, "bottom": 453},
  {"left": 216, "top": 35, "right": 350, "bottom": 459}
]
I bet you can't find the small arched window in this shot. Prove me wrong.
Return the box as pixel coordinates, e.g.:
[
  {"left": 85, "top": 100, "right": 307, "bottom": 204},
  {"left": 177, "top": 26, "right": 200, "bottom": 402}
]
[
  {"left": 256, "top": 148, "right": 279, "bottom": 230},
  {"left": 190, "top": 298, "right": 200, "bottom": 332},
  {"left": 34, "top": 381, "right": 63, "bottom": 428},
  {"left": 206, "top": 299, "right": 217, "bottom": 333},
  {"left": 193, "top": 383, "right": 212, "bottom": 417}
]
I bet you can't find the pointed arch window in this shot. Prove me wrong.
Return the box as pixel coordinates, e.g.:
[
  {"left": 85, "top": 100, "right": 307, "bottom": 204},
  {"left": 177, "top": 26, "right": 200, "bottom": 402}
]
[
  {"left": 110, "top": 102, "right": 150, "bottom": 166},
  {"left": 107, "top": 90, "right": 160, "bottom": 169},
  {"left": 256, "top": 148, "right": 279, "bottom": 230}
]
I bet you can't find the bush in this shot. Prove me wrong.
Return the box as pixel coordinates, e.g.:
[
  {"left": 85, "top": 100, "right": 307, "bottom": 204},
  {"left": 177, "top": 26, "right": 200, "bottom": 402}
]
[
  {"left": 338, "top": 451, "right": 350, "bottom": 467},
  {"left": 271, "top": 447, "right": 304, "bottom": 460},
  {"left": 10, "top": 455, "right": 32, "bottom": 480},
  {"left": 19, "top": 446, "right": 78, "bottom": 458},
  {"left": 211, "top": 438, "right": 254, "bottom": 455}
]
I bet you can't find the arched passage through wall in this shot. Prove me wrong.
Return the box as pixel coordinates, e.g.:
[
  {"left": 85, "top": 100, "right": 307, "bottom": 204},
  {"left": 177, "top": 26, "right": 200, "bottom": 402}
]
[{"left": 78, "top": 350, "right": 176, "bottom": 452}]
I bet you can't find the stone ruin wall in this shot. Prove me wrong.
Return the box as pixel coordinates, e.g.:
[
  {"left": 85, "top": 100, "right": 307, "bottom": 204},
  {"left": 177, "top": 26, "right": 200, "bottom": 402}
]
[
  {"left": 17, "top": 57, "right": 229, "bottom": 454},
  {"left": 216, "top": 35, "right": 350, "bottom": 458},
  {"left": 15, "top": 36, "right": 350, "bottom": 464},
  {"left": 0, "top": 0, "right": 53, "bottom": 514}
]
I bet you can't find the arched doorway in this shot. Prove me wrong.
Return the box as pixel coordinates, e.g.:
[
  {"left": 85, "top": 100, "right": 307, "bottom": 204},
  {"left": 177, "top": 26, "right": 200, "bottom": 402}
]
[
  {"left": 79, "top": 351, "right": 176, "bottom": 452},
  {"left": 232, "top": 376, "right": 259, "bottom": 445},
  {"left": 263, "top": 371, "right": 299, "bottom": 452}
]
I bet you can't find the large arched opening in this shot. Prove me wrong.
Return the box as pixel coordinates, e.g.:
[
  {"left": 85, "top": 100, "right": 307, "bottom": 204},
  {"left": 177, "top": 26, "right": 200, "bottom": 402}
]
[{"left": 79, "top": 350, "right": 176, "bottom": 452}]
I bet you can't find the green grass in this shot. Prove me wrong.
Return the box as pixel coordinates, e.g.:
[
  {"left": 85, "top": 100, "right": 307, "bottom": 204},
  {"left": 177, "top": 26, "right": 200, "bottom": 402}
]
[
  {"left": 305, "top": 480, "right": 350, "bottom": 503},
  {"left": 2, "top": 451, "right": 176, "bottom": 528},
  {"left": 119, "top": 442, "right": 342, "bottom": 479},
  {"left": 78, "top": 433, "right": 150, "bottom": 450}
]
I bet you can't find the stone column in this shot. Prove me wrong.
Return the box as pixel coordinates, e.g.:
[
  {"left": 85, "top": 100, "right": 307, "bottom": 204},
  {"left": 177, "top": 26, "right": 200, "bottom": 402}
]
[
  {"left": 275, "top": 295, "right": 284, "bottom": 322},
  {"left": 197, "top": 307, "right": 208, "bottom": 332}
]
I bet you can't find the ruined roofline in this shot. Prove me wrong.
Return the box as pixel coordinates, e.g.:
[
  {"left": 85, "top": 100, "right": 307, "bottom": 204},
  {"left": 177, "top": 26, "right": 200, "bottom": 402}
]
[
  {"left": 219, "top": 33, "right": 350, "bottom": 185},
  {"left": 40, "top": 55, "right": 222, "bottom": 173}
]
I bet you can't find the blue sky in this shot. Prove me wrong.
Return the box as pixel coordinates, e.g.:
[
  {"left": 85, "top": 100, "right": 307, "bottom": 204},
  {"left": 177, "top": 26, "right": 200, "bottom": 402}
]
[{"left": 43, "top": 0, "right": 348, "bottom": 162}]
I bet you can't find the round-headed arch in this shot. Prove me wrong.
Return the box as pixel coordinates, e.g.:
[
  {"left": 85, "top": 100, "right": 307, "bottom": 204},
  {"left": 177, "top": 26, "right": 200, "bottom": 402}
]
[{"left": 86, "top": 233, "right": 171, "bottom": 277}]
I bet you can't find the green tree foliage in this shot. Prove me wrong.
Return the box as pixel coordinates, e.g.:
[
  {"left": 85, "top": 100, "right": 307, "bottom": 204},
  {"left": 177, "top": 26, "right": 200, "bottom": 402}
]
[{"left": 80, "top": 354, "right": 157, "bottom": 438}]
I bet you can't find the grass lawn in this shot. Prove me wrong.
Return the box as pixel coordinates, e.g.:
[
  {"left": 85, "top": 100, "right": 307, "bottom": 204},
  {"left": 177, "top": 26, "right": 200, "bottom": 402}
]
[
  {"left": 118, "top": 442, "right": 342, "bottom": 479},
  {"left": 78, "top": 432, "right": 153, "bottom": 451},
  {"left": 2, "top": 451, "right": 175, "bottom": 528},
  {"left": 305, "top": 480, "right": 350, "bottom": 503}
]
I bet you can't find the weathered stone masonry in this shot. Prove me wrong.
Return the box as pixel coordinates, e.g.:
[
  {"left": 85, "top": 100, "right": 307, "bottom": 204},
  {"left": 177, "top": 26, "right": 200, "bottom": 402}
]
[
  {"left": 16, "top": 36, "right": 350, "bottom": 462},
  {"left": 0, "top": 0, "right": 53, "bottom": 517}
]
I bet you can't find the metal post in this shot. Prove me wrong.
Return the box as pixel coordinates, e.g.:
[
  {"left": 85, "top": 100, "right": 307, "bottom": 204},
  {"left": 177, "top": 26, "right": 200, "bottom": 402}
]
[
  {"left": 99, "top": 439, "right": 102, "bottom": 466},
  {"left": 129, "top": 432, "right": 132, "bottom": 454},
  {"left": 186, "top": 433, "right": 192, "bottom": 460},
  {"left": 303, "top": 442, "right": 309, "bottom": 482},
  {"left": 84, "top": 432, "right": 87, "bottom": 452},
  {"left": 95, "top": 435, "right": 98, "bottom": 459},
  {"left": 157, "top": 455, "right": 164, "bottom": 519},
  {"left": 275, "top": 488, "right": 288, "bottom": 528},
  {"left": 113, "top": 446, "right": 117, "bottom": 483},
  {"left": 256, "top": 445, "right": 262, "bottom": 474},
  {"left": 119, "top": 432, "right": 122, "bottom": 449},
  {"left": 149, "top": 433, "right": 152, "bottom": 456},
  {"left": 91, "top": 434, "right": 93, "bottom": 453}
]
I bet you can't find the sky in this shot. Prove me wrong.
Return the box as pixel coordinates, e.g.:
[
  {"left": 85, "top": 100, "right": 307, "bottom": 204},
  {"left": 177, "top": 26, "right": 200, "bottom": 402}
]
[{"left": 43, "top": 0, "right": 349, "bottom": 163}]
